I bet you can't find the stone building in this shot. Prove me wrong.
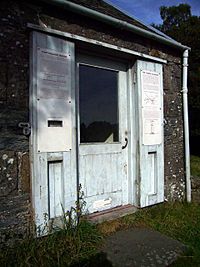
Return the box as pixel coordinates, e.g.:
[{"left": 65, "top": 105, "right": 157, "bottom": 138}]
[{"left": 0, "top": 0, "right": 191, "bottom": 244}]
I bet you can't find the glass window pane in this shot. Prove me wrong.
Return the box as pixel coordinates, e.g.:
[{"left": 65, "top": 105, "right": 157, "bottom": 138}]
[{"left": 79, "top": 64, "right": 119, "bottom": 143}]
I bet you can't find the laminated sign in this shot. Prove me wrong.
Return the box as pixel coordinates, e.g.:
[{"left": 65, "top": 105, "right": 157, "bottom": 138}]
[
  {"left": 37, "top": 48, "right": 70, "bottom": 100},
  {"left": 141, "top": 70, "right": 162, "bottom": 145},
  {"left": 36, "top": 47, "right": 72, "bottom": 152}
]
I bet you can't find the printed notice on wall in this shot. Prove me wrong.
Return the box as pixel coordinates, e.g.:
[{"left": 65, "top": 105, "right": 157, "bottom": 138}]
[
  {"left": 141, "top": 70, "right": 162, "bottom": 145},
  {"left": 37, "top": 48, "right": 70, "bottom": 99}
]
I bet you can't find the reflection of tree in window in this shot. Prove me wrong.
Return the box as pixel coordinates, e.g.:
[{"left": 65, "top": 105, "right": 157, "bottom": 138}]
[{"left": 79, "top": 65, "right": 119, "bottom": 143}]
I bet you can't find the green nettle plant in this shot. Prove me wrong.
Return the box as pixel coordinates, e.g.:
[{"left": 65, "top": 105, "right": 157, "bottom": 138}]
[
  {"left": 64, "top": 183, "right": 87, "bottom": 228},
  {"left": 34, "top": 183, "right": 87, "bottom": 236},
  {"left": 46, "top": 183, "right": 87, "bottom": 233}
]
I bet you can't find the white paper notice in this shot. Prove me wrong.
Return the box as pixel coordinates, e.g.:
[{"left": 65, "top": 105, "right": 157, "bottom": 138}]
[
  {"left": 37, "top": 48, "right": 70, "bottom": 99},
  {"left": 141, "top": 70, "right": 162, "bottom": 145}
]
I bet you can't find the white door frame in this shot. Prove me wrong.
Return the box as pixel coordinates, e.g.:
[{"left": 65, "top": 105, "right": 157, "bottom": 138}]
[{"left": 76, "top": 53, "right": 133, "bottom": 212}]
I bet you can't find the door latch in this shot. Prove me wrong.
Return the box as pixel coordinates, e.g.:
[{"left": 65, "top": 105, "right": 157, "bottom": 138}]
[
  {"left": 122, "top": 137, "right": 128, "bottom": 149},
  {"left": 18, "top": 122, "right": 31, "bottom": 136}
]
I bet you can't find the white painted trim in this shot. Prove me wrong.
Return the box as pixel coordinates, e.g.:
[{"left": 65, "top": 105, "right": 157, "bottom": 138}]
[
  {"left": 27, "top": 23, "right": 167, "bottom": 64},
  {"left": 29, "top": 32, "right": 38, "bottom": 222},
  {"left": 127, "top": 65, "right": 137, "bottom": 205}
]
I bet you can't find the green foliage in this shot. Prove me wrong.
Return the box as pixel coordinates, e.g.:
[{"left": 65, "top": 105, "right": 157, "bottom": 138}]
[
  {"left": 0, "top": 185, "right": 102, "bottom": 267},
  {"left": 153, "top": 4, "right": 200, "bottom": 151},
  {"left": 191, "top": 155, "right": 200, "bottom": 177},
  {"left": 154, "top": 4, "right": 200, "bottom": 77},
  {"left": 0, "top": 220, "right": 102, "bottom": 267},
  {"left": 2, "top": 201, "right": 200, "bottom": 266},
  {"left": 138, "top": 203, "right": 200, "bottom": 266},
  {"left": 99, "top": 202, "right": 200, "bottom": 266},
  {"left": 159, "top": 4, "right": 191, "bottom": 33}
]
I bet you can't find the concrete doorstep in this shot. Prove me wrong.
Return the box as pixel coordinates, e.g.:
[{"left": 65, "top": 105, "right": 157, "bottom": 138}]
[{"left": 101, "top": 228, "right": 187, "bottom": 267}]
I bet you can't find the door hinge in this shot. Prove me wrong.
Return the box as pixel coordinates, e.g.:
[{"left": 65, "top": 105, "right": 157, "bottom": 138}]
[{"left": 133, "top": 71, "right": 137, "bottom": 84}]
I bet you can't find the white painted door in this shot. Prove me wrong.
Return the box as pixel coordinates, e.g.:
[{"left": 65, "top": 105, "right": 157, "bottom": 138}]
[
  {"left": 77, "top": 55, "right": 129, "bottom": 213},
  {"left": 134, "top": 60, "right": 164, "bottom": 207},
  {"left": 30, "top": 32, "right": 76, "bottom": 229}
]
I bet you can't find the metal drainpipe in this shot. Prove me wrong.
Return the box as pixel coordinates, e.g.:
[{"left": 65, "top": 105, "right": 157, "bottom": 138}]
[
  {"left": 40, "top": 0, "right": 190, "bottom": 51},
  {"left": 182, "top": 49, "right": 191, "bottom": 202}
]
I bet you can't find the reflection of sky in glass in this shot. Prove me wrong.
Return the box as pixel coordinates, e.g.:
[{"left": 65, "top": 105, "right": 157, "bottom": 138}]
[
  {"left": 79, "top": 65, "right": 118, "bottom": 127},
  {"left": 79, "top": 65, "right": 119, "bottom": 143}
]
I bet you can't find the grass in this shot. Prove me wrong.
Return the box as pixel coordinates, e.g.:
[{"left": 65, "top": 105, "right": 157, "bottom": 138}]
[
  {"left": 0, "top": 219, "right": 103, "bottom": 267},
  {"left": 0, "top": 185, "right": 106, "bottom": 267},
  {"left": 98, "top": 202, "right": 200, "bottom": 266},
  {"left": 1, "top": 202, "right": 200, "bottom": 266},
  {"left": 191, "top": 155, "right": 200, "bottom": 177}
]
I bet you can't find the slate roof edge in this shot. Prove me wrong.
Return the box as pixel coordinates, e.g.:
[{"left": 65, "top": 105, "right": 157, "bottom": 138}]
[
  {"left": 39, "top": 0, "right": 190, "bottom": 51},
  {"left": 103, "top": 0, "right": 190, "bottom": 50}
]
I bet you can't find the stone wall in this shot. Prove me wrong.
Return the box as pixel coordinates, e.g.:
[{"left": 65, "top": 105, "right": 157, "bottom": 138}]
[
  {"left": 163, "top": 63, "right": 185, "bottom": 200},
  {"left": 0, "top": 0, "right": 32, "bottom": 247},
  {"left": 0, "top": 152, "right": 31, "bottom": 248},
  {"left": 0, "top": 0, "right": 185, "bottom": 245}
]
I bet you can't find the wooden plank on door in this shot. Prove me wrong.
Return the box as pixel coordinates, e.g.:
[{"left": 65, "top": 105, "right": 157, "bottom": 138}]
[{"left": 48, "top": 161, "right": 63, "bottom": 218}]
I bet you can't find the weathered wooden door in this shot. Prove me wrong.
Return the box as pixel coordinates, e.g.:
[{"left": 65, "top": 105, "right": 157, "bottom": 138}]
[
  {"left": 30, "top": 32, "right": 76, "bottom": 229},
  {"left": 134, "top": 60, "right": 164, "bottom": 207},
  {"left": 77, "top": 54, "right": 129, "bottom": 213}
]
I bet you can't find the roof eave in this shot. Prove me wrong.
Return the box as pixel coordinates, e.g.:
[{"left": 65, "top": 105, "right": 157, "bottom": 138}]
[{"left": 40, "top": 0, "right": 191, "bottom": 51}]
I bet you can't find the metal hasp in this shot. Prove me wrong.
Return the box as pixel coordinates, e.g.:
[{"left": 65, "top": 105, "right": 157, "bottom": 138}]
[{"left": 18, "top": 122, "right": 31, "bottom": 136}]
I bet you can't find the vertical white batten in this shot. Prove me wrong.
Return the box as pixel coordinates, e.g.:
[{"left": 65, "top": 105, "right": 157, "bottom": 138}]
[{"left": 182, "top": 49, "right": 191, "bottom": 202}]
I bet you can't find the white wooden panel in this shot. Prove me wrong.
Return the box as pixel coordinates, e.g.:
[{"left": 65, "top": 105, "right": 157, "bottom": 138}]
[
  {"left": 79, "top": 143, "right": 121, "bottom": 155},
  {"left": 48, "top": 161, "right": 63, "bottom": 218},
  {"left": 63, "top": 152, "right": 76, "bottom": 209},
  {"left": 79, "top": 153, "right": 122, "bottom": 196},
  {"left": 148, "top": 153, "right": 157, "bottom": 195},
  {"left": 34, "top": 153, "right": 48, "bottom": 226},
  {"left": 30, "top": 31, "right": 76, "bottom": 230},
  {"left": 135, "top": 60, "right": 164, "bottom": 208},
  {"left": 37, "top": 99, "right": 71, "bottom": 152}
]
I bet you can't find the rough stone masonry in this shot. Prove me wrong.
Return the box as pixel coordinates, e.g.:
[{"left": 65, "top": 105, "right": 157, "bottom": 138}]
[{"left": 0, "top": 0, "right": 186, "bottom": 246}]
